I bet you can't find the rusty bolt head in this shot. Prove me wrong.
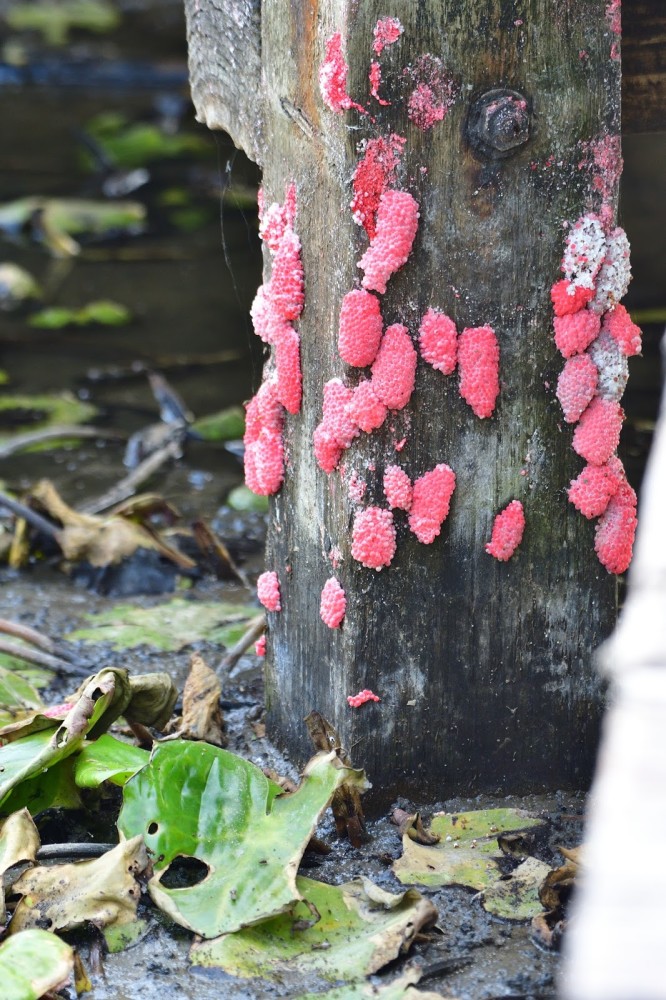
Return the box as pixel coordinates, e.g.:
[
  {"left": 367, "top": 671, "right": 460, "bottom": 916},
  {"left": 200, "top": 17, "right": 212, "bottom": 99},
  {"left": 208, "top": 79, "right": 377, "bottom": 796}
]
[{"left": 466, "top": 88, "right": 532, "bottom": 161}]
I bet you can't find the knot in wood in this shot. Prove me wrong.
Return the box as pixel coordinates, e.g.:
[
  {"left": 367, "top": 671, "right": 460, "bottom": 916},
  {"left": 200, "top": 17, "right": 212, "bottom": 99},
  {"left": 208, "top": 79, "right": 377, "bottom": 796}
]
[{"left": 466, "top": 89, "right": 531, "bottom": 160}]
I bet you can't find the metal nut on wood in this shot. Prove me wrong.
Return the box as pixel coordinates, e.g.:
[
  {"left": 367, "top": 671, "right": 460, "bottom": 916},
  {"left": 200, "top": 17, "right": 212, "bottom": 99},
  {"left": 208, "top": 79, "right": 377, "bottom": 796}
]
[{"left": 466, "top": 88, "right": 531, "bottom": 160}]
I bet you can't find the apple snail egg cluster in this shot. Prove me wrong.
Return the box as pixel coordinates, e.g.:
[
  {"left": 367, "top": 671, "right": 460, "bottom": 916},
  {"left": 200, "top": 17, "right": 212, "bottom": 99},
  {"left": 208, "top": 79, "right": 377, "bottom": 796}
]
[{"left": 552, "top": 213, "right": 641, "bottom": 574}]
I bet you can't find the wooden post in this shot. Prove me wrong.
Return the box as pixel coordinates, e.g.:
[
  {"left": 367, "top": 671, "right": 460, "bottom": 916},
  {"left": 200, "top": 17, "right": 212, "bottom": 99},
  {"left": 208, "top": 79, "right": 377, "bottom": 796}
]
[{"left": 186, "top": 1, "right": 626, "bottom": 806}]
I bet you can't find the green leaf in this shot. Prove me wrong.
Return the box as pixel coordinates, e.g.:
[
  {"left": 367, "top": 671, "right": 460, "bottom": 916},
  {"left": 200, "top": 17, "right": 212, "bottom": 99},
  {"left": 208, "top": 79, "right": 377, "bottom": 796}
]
[
  {"left": 118, "top": 743, "right": 368, "bottom": 938},
  {"left": 393, "top": 808, "right": 544, "bottom": 890},
  {"left": 0, "top": 929, "right": 73, "bottom": 999},
  {"left": 29, "top": 300, "right": 130, "bottom": 329},
  {"left": 1, "top": 757, "right": 82, "bottom": 816},
  {"left": 226, "top": 485, "right": 269, "bottom": 513},
  {"left": 191, "top": 406, "right": 245, "bottom": 442},
  {"left": 0, "top": 670, "right": 124, "bottom": 812},
  {"left": 191, "top": 876, "right": 436, "bottom": 986},
  {"left": 0, "top": 665, "right": 43, "bottom": 716},
  {"left": 104, "top": 916, "right": 152, "bottom": 953},
  {"left": 85, "top": 118, "right": 210, "bottom": 170},
  {"left": 75, "top": 733, "right": 149, "bottom": 788},
  {"left": 67, "top": 598, "right": 258, "bottom": 651}
]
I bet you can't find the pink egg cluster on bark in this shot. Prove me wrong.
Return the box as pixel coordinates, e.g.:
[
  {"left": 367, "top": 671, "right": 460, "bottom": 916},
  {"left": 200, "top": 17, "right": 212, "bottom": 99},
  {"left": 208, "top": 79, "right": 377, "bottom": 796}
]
[
  {"left": 351, "top": 135, "right": 406, "bottom": 239},
  {"left": 337, "top": 289, "right": 383, "bottom": 367},
  {"left": 318, "top": 32, "right": 366, "bottom": 114},
  {"left": 485, "top": 500, "right": 525, "bottom": 562},
  {"left": 568, "top": 458, "right": 624, "bottom": 519},
  {"left": 254, "top": 635, "right": 266, "bottom": 657},
  {"left": 370, "top": 324, "right": 417, "bottom": 410},
  {"left": 320, "top": 577, "right": 347, "bottom": 628},
  {"left": 572, "top": 397, "right": 623, "bottom": 466},
  {"left": 257, "top": 570, "right": 281, "bottom": 612},
  {"left": 552, "top": 212, "right": 642, "bottom": 573},
  {"left": 244, "top": 379, "right": 285, "bottom": 495},
  {"left": 383, "top": 465, "right": 413, "bottom": 510},
  {"left": 372, "top": 16, "right": 403, "bottom": 54},
  {"left": 245, "top": 185, "right": 304, "bottom": 495},
  {"left": 347, "top": 380, "right": 388, "bottom": 433},
  {"left": 351, "top": 507, "right": 396, "bottom": 570},
  {"left": 594, "top": 478, "right": 637, "bottom": 575},
  {"left": 313, "top": 379, "right": 359, "bottom": 473},
  {"left": 347, "top": 689, "right": 381, "bottom": 707},
  {"left": 418, "top": 308, "right": 457, "bottom": 374},
  {"left": 457, "top": 325, "right": 500, "bottom": 418},
  {"left": 556, "top": 355, "right": 598, "bottom": 423},
  {"left": 359, "top": 190, "right": 420, "bottom": 294},
  {"left": 408, "top": 464, "right": 456, "bottom": 543}
]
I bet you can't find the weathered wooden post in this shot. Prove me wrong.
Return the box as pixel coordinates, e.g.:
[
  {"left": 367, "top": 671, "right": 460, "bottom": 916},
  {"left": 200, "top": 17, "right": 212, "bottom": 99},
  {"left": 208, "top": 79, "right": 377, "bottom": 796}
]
[{"left": 186, "top": 1, "right": 636, "bottom": 805}]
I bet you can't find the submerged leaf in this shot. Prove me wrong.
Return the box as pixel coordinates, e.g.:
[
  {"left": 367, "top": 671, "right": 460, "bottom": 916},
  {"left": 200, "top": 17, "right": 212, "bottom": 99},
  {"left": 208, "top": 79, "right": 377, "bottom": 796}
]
[
  {"left": 118, "top": 742, "right": 368, "bottom": 938},
  {"left": 68, "top": 598, "right": 258, "bottom": 651},
  {"left": 10, "top": 835, "right": 148, "bottom": 933},
  {"left": 0, "top": 929, "right": 73, "bottom": 999},
  {"left": 0, "top": 393, "right": 98, "bottom": 449},
  {"left": 6, "top": 0, "right": 120, "bottom": 45},
  {"left": 29, "top": 300, "right": 131, "bottom": 329},
  {"left": 393, "top": 808, "right": 544, "bottom": 890},
  {"left": 0, "top": 263, "right": 41, "bottom": 311},
  {"left": 192, "top": 875, "right": 436, "bottom": 986},
  {"left": 0, "top": 197, "right": 145, "bottom": 240},
  {"left": 190, "top": 406, "right": 245, "bottom": 442},
  {"left": 226, "top": 485, "right": 269, "bottom": 513}
]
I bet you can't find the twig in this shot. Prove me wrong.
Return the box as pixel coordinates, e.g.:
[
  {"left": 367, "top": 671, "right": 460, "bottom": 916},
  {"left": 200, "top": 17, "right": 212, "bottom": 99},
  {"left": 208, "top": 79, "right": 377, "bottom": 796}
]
[
  {"left": 0, "top": 426, "right": 124, "bottom": 460},
  {"left": 0, "top": 638, "right": 89, "bottom": 677},
  {"left": 77, "top": 438, "right": 183, "bottom": 515},
  {"left": 0, "top": 490, "right": 60, "bottom": 538},
  {"left": 84, "top": 350, "right": 243, "bottom": 383},
  {"left": 36, "top": 843, "right": 116, "bottom": 860},
  {"left": 217, "top": 614, "right": 266, "bottom": 675},
  {"left": 0, "top": 618, "right": 56, "bottom": 654}
]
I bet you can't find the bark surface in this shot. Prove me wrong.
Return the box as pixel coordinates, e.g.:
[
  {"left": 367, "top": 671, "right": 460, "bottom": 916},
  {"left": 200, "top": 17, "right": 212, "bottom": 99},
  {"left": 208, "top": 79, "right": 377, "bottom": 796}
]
[{"left": 186, "top": 0, "right": 623, "bottom": 805}]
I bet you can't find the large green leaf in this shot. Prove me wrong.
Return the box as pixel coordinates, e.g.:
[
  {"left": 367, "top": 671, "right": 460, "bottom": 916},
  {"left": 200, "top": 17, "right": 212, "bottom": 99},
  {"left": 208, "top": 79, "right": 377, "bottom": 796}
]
[
  {"left": 68, "top": 598, "right": 258, "bottom": 651},
  {"left": 192, "top": 876, "right": 436, "bottom": 986},
  {"left": 0, "top": 670, "right": 122, "bottom": 812},
  {"left": 75, "top": 733, "right": 149, "bottom": 788},
  {"left": 118, "top": 742, "right": 367, "bottom": 938},
  {"left": 393, "top": 808, "right": 544, "bottom": 890},
  {"left": 0, "top": 929, "right": 73, "bottom": 999}
]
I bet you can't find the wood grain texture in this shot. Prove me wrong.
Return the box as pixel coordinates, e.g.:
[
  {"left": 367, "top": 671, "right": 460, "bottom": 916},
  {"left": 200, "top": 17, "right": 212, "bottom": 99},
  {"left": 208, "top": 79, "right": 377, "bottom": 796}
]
[
  {"left": 623, "top": 0, "right": 666, "bottom": 133},
  {"left": 184, "top": 0, "right": 264, "bottom": 162},
  {"left": 188, "top": 0, "right": 623, "bottom": 805}
]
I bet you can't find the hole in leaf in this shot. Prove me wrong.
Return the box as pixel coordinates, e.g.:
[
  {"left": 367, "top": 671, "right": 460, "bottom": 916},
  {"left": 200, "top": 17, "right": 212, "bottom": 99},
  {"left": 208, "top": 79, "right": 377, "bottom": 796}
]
[
  {"left": 160, "top": 856, "right": 209, "bottom": 889},
  {"left": 147, "top": 822, "right": 158, "bottom": 835}
]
